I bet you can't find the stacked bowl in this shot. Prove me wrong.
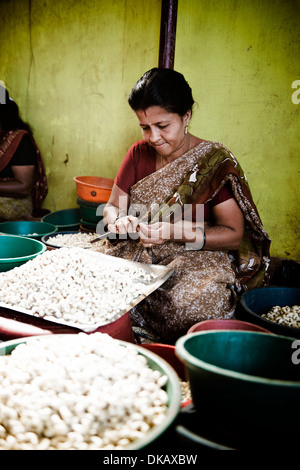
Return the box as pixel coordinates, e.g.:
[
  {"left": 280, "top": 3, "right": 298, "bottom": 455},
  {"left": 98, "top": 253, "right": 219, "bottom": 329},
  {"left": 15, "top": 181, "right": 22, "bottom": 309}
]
[{"left": 73, "top": 176, "right": 114, "bottom": 232}]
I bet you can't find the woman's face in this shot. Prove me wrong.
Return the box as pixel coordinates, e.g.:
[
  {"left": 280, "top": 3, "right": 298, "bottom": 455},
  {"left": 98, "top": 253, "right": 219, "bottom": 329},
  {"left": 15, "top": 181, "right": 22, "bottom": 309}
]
[{"left": 135, "top": 106, "right": 190, "bottom": 160}]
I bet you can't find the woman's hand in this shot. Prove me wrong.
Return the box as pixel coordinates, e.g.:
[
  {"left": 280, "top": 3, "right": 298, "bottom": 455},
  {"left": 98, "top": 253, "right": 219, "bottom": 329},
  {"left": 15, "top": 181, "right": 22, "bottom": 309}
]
[
  {"left": 138, "top": 221, "right": 204, "bottom": 248},
  {"left": 107, "top": 215, "right": 140, "bottom": 237},
  {"left": 138, "top": 222, "right": 171, "bottom": 247}
]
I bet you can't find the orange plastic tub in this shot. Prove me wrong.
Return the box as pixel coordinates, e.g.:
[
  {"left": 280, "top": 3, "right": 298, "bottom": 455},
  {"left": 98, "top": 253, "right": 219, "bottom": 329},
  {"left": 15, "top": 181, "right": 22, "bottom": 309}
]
[{"left": 73, "top": 176, "right": 114, "bottom": 203}]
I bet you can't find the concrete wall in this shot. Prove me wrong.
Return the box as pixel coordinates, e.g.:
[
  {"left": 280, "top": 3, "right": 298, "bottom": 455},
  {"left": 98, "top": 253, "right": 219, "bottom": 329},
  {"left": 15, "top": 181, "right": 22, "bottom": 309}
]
[{"left": 0, "top": 0, "right": 299, "bottom": 259}]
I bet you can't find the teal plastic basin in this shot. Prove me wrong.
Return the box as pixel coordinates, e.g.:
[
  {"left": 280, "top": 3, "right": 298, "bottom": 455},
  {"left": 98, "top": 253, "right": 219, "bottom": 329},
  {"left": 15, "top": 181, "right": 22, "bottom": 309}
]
[
  {"left": 0, "top": 234, "right": 46, "bottom": 271},
  {"left": 0, "top": 221, "right": 57, "bottom": 240},
  {"left": 176, "top": 330, "right": 300, "bottom": 439},
  {"left": 42, "top": 208, "right": 81, "bottom": 231}
]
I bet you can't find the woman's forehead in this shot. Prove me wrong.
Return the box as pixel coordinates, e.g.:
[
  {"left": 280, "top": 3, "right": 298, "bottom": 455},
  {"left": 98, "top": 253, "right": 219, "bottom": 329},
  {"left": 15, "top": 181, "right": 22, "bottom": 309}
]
[{"left": 136, "top": 106, "right": 175, "bottom": 124}]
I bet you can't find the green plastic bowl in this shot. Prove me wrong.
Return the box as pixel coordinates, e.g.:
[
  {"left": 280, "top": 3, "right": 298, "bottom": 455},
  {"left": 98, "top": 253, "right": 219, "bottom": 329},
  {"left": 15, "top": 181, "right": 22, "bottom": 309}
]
[
  {"left": 42, "top": 208, "right": 81, "bottom": 231},
  {"left": 0, "top": 234, "right": 46, "bottom": 271},
  {"left": 176, "top": 330, "right": 300, "bottom": 440},
  {"left": 0, "top": 335, "right": 182, "bottom": 450},
  {"left": 0, "top": 221, "right": 58, "bottom": 240}
]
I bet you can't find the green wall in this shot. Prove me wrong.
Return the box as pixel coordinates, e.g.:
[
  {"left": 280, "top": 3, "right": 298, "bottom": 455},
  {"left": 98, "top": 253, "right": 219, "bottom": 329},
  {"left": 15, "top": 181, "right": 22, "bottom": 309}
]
[
  {"left": 0, "top": 0, "right": 161, "bottom": 208},
  {"left": 175, "top": 0, "right": 300, "bottom": 261},
  {"left": 0, "top": 0, "right": 299, "bottom": 259}
]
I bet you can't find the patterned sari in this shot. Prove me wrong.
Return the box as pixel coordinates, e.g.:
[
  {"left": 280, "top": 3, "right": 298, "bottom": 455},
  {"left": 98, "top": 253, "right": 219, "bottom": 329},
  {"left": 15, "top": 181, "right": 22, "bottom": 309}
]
[
  {"left": 98, "top": 141, "right": 271, "bottom": 342},
  {"left": 0, "top": 129, "right": 48, "bottom": 220}
]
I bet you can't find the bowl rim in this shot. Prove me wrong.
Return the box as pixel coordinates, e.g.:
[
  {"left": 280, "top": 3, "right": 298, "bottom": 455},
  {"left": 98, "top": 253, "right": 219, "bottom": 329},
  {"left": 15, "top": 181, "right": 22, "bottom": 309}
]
[
  {"left": 175, "top": 330, "right": 300, "bottom": 387},
  {"left": 0, "top": 234, "right": 46, "bottom": 262},
  {"left": 241, "top": 286, "right": 300, "bottom": 302},
  {"left": 42, "top": 208, "right": 81, "bottom": 219},
  {"left": 187, "top": 318, "right": 271, "bottom": 334},
  {"left": 0, "top": 334, "right": 182, "bottom": 450},
  {"left": 240, "top": 286, "right": 300, "bottom": 336},
  {"left": 73, "top": 176, "right": 114, "bottom": 189},
  {"left": 0, "top": 220, "right": 57, "bottom": 228}
]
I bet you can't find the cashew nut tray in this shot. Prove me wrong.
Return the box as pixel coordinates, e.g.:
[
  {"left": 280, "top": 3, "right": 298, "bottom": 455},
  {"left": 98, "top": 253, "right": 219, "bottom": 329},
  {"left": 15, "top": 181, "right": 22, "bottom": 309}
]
[{"left": 0, "top": 247, "right": 174, "bottom": 332}]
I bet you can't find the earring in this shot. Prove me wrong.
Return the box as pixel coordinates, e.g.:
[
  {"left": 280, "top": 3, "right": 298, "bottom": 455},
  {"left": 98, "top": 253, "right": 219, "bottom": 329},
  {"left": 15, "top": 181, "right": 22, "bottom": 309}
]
[{"left": 184, "top": 124, "right": 188, "bottom": 134}]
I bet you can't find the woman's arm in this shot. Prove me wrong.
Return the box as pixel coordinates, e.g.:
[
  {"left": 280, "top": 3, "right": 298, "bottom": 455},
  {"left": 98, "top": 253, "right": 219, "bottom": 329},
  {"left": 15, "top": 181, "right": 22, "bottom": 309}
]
[
  {"left": 103, "top": 184, "right": 140, "bottom": 234},
  {"left": 0, "top": 165, "right": 35, "bottom": 198},
  {"left": 202, "top": 198, "right": 244, "bottom": 250},
  {"left": 103, "top": 184, "right": 128, "bottom": 226}
]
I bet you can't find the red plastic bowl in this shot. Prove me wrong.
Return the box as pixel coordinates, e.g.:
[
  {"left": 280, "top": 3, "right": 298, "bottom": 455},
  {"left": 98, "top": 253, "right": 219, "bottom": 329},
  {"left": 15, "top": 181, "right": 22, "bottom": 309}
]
[
  {"left": 0, "top": 309, "right": 135, "bottom": 343},
  {"left": 187, "top": 319, "right": 270, "bottom": 335},
  {"left": 139, "top": 343, "right": 192, "bottom": 408},
  {"left": 139, "top": 343, "right": 186, "bottom": 380}
]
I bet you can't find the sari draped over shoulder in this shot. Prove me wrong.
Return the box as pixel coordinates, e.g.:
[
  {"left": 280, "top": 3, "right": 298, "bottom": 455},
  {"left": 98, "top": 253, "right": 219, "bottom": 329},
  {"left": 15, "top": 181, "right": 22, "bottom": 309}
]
[
  {"left": 98, "top": 141, "right": 271, "bottom": 342},
  {"left": 0, "top": 129, "right": 48, "bottom": 218}
]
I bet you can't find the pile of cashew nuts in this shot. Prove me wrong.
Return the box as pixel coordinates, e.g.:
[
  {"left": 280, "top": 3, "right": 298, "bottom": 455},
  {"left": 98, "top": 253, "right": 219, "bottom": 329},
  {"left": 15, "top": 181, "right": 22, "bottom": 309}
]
[{"left": 0, "top": 333, "right": 168, "bottom": 449}]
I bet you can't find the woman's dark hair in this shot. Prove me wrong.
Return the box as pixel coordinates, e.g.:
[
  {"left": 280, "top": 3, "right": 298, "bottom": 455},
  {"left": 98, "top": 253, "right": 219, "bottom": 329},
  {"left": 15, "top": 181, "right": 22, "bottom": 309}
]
[
  {"left": 128, "top": 68, "right": 194, "bottom": 117},
  {"left": 0, "top": 85, "right": 32, "bottom": 134}
]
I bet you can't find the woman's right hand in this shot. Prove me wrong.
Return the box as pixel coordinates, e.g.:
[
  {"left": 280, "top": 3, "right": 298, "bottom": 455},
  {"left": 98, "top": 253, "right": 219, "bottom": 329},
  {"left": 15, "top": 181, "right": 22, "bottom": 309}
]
[{"left": 107, "top": 215, "right": 140, "bottom": 236}]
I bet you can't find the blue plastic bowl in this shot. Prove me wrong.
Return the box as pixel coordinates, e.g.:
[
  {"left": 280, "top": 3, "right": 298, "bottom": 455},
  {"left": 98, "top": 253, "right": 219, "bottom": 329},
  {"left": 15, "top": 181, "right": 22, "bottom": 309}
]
[{"left": 240, "top": 287, "right": 300, "bottom": 338}]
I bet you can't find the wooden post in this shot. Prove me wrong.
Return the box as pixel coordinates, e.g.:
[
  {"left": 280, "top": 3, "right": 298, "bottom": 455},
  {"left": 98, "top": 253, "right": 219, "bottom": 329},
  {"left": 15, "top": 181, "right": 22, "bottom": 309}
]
[{"left": 158, "top": 0, "right": 178, "bottom": 69}]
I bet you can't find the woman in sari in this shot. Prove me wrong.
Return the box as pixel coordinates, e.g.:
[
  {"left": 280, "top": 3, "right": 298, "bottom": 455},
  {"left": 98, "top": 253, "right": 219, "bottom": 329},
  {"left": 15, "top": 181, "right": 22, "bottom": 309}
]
[
  {"left": 0, "top": 85, "right": 48, "bottom": 221},
  {"left": 100, "top": 68, "right": 271, "bottom": 343}
]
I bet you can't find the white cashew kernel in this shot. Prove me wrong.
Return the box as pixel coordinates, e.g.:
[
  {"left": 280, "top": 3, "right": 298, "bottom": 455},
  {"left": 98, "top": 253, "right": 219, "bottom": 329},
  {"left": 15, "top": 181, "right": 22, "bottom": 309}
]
[{"left": 262, "top": 305, "right": 300, "bottom": 328}]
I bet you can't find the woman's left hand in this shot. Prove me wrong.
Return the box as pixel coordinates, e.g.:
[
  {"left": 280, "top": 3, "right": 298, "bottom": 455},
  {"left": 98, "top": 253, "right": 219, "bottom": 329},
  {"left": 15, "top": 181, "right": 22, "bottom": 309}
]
[
  {"left": 138, "top": 222, "right": 172, "bottom": 247},
  {"left": 138, "top": 220, "right": 204, "bottom": 248}
]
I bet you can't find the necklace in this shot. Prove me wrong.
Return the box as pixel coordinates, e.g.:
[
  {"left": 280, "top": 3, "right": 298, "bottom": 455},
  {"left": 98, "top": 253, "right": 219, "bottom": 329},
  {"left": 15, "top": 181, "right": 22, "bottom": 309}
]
[{"left": 160, "top": 133, "right": 191, "bottom": 168}]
